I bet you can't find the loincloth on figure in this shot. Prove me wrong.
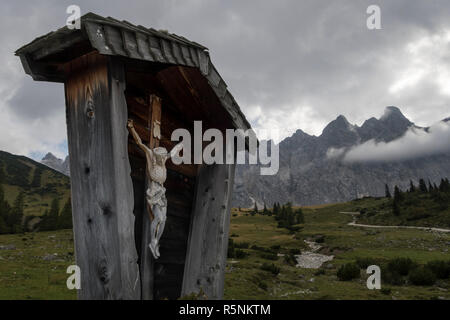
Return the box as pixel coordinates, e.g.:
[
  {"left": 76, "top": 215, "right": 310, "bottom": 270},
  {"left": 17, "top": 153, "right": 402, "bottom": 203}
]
[{"left": 146, "top": 180, "right": 167, "bottom": 209}]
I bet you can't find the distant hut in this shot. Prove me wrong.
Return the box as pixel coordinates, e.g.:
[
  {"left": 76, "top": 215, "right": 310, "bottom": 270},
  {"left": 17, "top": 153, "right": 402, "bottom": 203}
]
[{"left": 16, "top": 13, "right": 252, "bottom": 300}]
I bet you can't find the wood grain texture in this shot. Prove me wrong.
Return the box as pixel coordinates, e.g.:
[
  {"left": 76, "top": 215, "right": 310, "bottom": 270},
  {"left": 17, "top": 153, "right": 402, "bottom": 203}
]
[
  {"left": 64, "top": 53, "right": 140, "bottom": 300},
  {"left": 181, "top": 163, "right": 236, "bottom": 299},
  {"left": 138, "top": 94, "right": 162, "bottom": 300}
]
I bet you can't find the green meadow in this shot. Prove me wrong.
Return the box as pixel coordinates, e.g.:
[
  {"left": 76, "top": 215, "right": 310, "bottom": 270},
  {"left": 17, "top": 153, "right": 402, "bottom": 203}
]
[{"left": 0, "top": 199, "right": 449, "bottom": 300}]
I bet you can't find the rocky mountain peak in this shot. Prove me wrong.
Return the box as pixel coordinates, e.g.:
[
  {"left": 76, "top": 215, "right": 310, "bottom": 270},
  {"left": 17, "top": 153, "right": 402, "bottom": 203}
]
[
  {"left": 380, "top": 106, "right": 411, "bottom": 125},
  {"left": 357, "top": 107, "right": 413, "bottom": 143},
  {"left": 293, "top": 128, "right": 311, "bottom": 137},
  {"left": 42, "top": 152, "right": 60, "bottom": 162},
  {"left": 320, "top": 114, "right": 358, "bottom": 148},
  {"left": 41, "top": 153, "right": 70, "bottom": 176},
  {"left": 323, "top": 115, "right": 352, "bottom": 132},
  {"left": 232, "top": 107, "right": 450, "bottom": 209},
  {"left": 362, "top": 117, "right": 377, "bottom": 126}
]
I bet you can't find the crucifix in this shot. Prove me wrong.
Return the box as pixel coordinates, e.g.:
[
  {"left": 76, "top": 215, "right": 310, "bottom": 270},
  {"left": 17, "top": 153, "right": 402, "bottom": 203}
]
[{"left": 127, "top": 95, "right": 183, "bottom": 259}]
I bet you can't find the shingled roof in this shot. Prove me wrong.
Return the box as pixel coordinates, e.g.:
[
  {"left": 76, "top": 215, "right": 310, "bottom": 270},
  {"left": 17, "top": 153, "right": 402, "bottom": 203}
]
[{"left": 15, "top": 12, "right": 251, "bottom": 131}]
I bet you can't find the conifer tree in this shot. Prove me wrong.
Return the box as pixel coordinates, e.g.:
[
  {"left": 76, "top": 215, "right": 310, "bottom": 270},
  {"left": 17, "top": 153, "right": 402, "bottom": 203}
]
[
  {"left": 285, "top": 202, "right": 294, "bottom": 226},
  {"left": 58, "top": 198, "right": 73, "bottom": 229},
  {"left": 428, "top": 181, "right": 434, "bottom": 192},
  {"left": 393, "top": 199, "right": 401, "bottom": 216},
  {"left": 392, "top": 186, "right": 403, "bottom": 216},
  {"left": 251, "top": 202, "right": 258, "bottom": 216},
  {"left": 393, "top": 185, "right": 403, "bottom": 202},
  {"left": 263, "top": 203, "right": 269, "bottom": 215},
  {"left": 10, "top": 192, "right": 25, "bottom": 233},
  {"left": 439, "top": 178, "right": 450, "bottom": 192},
  {"left": 385, "top": 184, "right": 392, "bottom": 198},
  {"left": 419, "top": 179, "right": 428, "bottom": 193},
  {"left": 0, "top": 182, "right": 11, "bottom": 234},
  {"left": 280, "top": 204, "right": 286, "bottom": 221},
  {"left": 39, "top": 198, "right": 60, "bottom": 231},
  {"left": 295, "top": 208, "right": 305, "bottom": 224},
  {"left": 409, "top": 180, "right": 416, "bottom": 192}
]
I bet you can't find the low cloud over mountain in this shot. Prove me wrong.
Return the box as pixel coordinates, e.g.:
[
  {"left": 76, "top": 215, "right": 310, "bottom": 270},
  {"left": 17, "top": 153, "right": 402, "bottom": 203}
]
[
  {"left": 233, "top": 107, "right": 450, "bottom": 207},
  {"left": 328, "top": 111, "right": 450, "bottom": 163}
]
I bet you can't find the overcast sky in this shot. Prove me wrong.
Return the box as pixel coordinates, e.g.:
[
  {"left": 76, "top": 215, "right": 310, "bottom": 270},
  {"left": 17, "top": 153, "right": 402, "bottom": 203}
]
[{"left": 0, "top": 0, "right": 449, "bottom": 160}]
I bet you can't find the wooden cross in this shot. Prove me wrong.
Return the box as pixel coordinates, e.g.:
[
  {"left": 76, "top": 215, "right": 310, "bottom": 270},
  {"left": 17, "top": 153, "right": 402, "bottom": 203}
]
[
  {"left": 148, "top": 94, "right": 162, "bottom": 149},
  {"left": 145, "top": 94, "right": 162, "bottom": 222},
  {"left": 141, "top": 93, "right": 162, "bottom": 300}
]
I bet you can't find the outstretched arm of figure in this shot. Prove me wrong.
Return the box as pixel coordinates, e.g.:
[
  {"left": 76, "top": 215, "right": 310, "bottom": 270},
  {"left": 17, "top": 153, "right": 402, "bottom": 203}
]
[
  {"left": 127, "top": 119, "right": 152, "bottom": 155},
  {"left": 168, "top": 142, "right": 184, "bottom": 160}
]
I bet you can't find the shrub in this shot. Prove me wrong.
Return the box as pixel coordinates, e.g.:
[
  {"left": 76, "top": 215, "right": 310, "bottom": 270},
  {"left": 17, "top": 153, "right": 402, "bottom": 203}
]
[
  {"left": 251, "top": 245, "right": 273, "bottom": 253},
  {"left": 287, "top": 226, "right": 302, "bottom": 233},
  {"left": 270, "top": 244, "right": 281, "bottom": 251},
  {"left": 425, "top": 260, "right": 450, "bottom": 279},
  {"left": 235, "top": 242, "right": 250, "bottom": 249},
  {"left": 260, "top": 252, "right": 278, "bottom": 261},
  {"left": 227, "top": 238, "right": 235, "bottom": 258},
  {"left": 387, "top": 258, "right": 417, "bottom": 276},
  {"left": 314, "top": 269, "right": 326, "bottom": 276},
  {"left": 408, "top": 267, "right": 436, "bottom": 286},
  {"left": 257, "top": 280, "right": 268, "bottom": 291},
  {"left": 234, "top": 249, "right": 248, "bottom": 259},
  {"left": 314, "top": 235, "right": 325, "bottom": 243},
  {"left": 261, "top": 263, "right": 280, "bottom": 276},
  {"left": 380, "top": 287, "right": 392, "bottom": 295},
  {"left": 277, "top": 221, "right": 287, "bottom": 228},
  {"left": 382, "top": 269, "right": 404, "bottom": 286},
  {"left": 337, "top": 263, "right": 360, "bottom": 281},
  {"left": 355, "top": 257, "right": 379, "bottom": 269},
  {"left": 284, "top": 254, "right": 297, "bottom": 266},
  {"left": 289, "top": 248, "right": 301, "bottom": 255}
]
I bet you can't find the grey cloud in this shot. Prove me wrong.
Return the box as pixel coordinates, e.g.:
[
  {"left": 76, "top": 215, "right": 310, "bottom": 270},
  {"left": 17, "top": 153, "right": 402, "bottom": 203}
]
[
  {"left": 7, "top": 80, "right": 64, "bottom": 120},
  {"left": 1, "top": 0, "right": 450, "bottom": 158},
  {"left": 328, "top": 121, "right": 450, "bottom": 163}
]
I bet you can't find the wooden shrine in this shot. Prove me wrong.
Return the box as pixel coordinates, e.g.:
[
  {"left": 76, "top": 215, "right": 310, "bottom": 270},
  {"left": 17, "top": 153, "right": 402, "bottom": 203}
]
[{"left": 15, "top": 13, "right": 252, "bottom": 300}]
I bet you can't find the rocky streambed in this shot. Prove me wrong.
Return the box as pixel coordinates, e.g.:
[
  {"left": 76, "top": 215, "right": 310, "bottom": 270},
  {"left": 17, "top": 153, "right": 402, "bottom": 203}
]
[{"left": 295, "top": 240, "right": 334, "bottom": 269}]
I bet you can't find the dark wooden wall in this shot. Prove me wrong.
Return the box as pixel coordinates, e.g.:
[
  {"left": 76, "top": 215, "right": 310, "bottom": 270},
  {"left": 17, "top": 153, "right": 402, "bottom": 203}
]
[{"left": 125, "top": 69, "right": 197, "bottom": 299}]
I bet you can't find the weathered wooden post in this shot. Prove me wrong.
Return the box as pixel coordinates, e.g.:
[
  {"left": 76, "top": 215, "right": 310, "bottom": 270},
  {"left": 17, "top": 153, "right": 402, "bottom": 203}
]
[
  {"left": 182, "top": 163, "right": 236, "bottom": 299},
  {"left": 15, "top": 12, "right": 253, "bottom": 300},
  {"left": 63, "top": 53, "right": 140, "bottom": 299}
]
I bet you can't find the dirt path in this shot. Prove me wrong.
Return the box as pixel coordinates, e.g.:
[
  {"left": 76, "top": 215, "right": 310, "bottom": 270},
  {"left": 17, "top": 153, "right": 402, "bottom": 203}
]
[
  {"left": 348, "top": 221, "right": 450, "bottom": 233},
  {"left": 340, "top": 212, "right": 450, "bottom": 233}
]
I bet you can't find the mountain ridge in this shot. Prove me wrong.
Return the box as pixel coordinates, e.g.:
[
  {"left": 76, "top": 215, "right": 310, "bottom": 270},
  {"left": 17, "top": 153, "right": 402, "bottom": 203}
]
[
  {"left": 41, "top": 153, "right": 70, "bottom": 177},
  {"left": 232, "top": 107, "right": 450, "bottom": 208},
  {"left": 0, "top": 150, "right": 71, "bottom": 217}
]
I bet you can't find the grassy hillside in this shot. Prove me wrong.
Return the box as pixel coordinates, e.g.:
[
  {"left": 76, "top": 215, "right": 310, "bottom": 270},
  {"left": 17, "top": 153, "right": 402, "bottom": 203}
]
[
  {"left": 354, "top": 183, "right": 450, "bottom": 228},
  {"left": 1, "top": 200, "right": 449, "bottom": 300},
  {"left": 0, "top": 229, "right": 76, "bottom": 300},
  {"left": 224, "top": 204, "right": 450, "bottom": 300},
  {"left": 0, "top": 150, "right": 71, "bottom": 217}
]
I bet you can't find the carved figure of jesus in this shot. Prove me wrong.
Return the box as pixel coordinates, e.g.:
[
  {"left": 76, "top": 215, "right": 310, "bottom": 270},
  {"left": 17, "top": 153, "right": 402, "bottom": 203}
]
[{"left": 127, "top": 119, "right": 183, "bottom": 259}]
